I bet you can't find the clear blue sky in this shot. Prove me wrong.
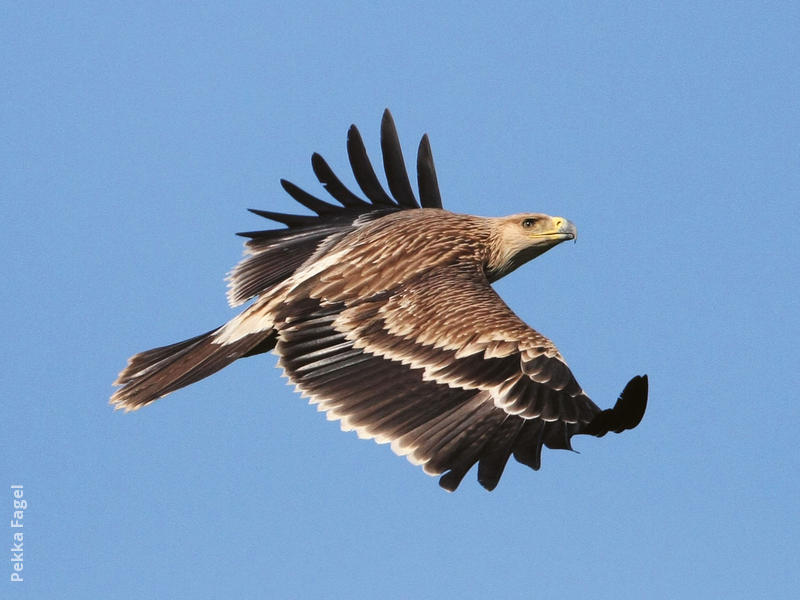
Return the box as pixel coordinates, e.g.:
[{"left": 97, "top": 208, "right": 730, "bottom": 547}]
[{"left": 3, "top": 2, "right": 799, "bottom": 599}]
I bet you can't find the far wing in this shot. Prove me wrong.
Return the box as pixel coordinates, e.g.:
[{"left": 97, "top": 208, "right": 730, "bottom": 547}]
[{"left": 228, "top": 109, "right": 444, "bottom": 307}]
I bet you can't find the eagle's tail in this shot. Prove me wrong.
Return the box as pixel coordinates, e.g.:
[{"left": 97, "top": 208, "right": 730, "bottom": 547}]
[{"left": 110, "top": 317, "right": 276, "bottom": 412}]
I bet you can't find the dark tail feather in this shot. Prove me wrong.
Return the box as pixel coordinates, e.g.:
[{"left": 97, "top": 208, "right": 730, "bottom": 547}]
[
  {"left": 583, "top": 375, "right": 648, "bottom": 436},
  {"left": 111, "top": 327, "right": 275, "bottom": 412}
]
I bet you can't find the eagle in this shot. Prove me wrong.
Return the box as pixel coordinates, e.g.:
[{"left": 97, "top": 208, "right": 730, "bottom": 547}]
[{"left": 111, "top": 110, "right": 647, "bottom": 491}]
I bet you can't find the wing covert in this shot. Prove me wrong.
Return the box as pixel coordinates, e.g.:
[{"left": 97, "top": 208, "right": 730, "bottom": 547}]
[{"left": 332, "top": 263, "right": 597, "bottom": 422}]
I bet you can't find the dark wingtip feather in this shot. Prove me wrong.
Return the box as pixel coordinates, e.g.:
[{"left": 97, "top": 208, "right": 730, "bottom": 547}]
[
  {"left": 512, "top": 420, "right": 546, "bottom": 471},
  {"left": 476, "top": 418, "right": 524, "bottom": 491},
  {"left": 438, "top": 469, "right": 468, "bottom": 492},
  {"left": 247, "top": 208, "right": 320, "bottom": 227},
  {"left": 310, "top": 152, "right": 370, "bottom": 209},
  {"left": 250, "top": 112, "right": 444, "bottom": 231},
  {"left": 417, "top": 134, "right": 443, "bottom": 209},
  {"left": 584, "top": 375, "right": 648, "bottom": 437},
  {"left": 380, "top": 109, "right": 419, "bottom": 208},
  {"left": 347, "top": 124, "right": 396, "bottom": 206},
  {"left": 279, "top": 179, "right": 341, "bottom": 216}
]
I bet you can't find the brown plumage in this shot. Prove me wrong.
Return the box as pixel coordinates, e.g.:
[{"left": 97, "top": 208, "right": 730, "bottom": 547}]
[{"left": 111, "top": 110, "right": 647, "bottom": 491}]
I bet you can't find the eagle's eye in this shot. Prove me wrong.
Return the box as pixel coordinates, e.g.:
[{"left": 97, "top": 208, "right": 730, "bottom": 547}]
[{"left": 521, "top": 218, "right": 537, "bottom": 229}]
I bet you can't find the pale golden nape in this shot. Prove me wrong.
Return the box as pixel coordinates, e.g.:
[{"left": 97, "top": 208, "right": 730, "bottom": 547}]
[{"left": 111, "top": 110, "right": 647, "bottom": 492}]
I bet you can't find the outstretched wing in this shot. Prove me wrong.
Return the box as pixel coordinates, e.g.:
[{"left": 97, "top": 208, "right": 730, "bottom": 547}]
[
  {"left": 275, "top": 262, "right": 646, "bottom": 491},
  {"left": 227, "top": 109, "right": 444, "bottom": 307}
]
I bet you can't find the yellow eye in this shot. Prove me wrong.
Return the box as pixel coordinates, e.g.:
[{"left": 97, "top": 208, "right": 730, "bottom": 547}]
[{"left": 522, "top": 218, "right": 537, "bottom": 229}]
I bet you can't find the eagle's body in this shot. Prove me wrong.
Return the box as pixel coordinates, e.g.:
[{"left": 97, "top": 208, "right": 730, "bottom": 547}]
[{"left": 112, "top": 111, "right": 647, "bottom": 491}]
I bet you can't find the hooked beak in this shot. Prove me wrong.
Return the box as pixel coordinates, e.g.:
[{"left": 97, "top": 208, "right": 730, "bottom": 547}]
[
  {"left": 556, "top": 218, "right": 577, "bottom": 242},
  {"left": 529, "top": 217, "right": 577, "bottom": 243}
]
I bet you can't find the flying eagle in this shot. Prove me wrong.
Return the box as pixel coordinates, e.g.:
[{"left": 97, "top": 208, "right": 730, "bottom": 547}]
[{"left": 111, "top": 110, "right": 647, "bottom": 491}]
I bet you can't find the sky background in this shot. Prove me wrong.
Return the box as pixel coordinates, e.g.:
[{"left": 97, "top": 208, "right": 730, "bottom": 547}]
[{"left": 3, "top": 2, "right": 799, "bottom": 598}]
